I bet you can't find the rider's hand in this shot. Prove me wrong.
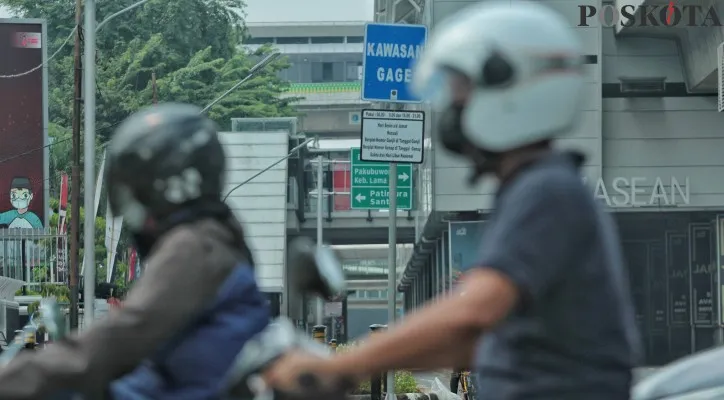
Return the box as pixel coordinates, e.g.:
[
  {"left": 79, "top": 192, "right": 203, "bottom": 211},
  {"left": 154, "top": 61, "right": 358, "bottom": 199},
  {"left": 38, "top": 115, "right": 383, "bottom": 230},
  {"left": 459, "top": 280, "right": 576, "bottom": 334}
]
[{"left": 262, "top": 351, "right": 337, "bottom": 392}]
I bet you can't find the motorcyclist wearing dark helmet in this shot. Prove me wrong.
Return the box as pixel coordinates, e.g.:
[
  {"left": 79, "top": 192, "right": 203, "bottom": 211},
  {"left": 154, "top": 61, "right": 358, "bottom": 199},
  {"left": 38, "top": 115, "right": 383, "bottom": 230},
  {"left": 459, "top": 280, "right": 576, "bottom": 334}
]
[
  {"left": 263, "top": 2, "right": 641, "bottom": 399},
  {"left": 0, "top": 103, "right": 269, "bottom": 399}
]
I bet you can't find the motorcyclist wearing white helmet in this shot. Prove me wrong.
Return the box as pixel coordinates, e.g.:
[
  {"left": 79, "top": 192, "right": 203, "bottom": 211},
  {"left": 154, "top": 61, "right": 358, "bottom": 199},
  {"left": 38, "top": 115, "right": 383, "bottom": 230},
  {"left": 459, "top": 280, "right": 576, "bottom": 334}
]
[{"left": 264, "top": 2, "right": 641, "bottom": 399}]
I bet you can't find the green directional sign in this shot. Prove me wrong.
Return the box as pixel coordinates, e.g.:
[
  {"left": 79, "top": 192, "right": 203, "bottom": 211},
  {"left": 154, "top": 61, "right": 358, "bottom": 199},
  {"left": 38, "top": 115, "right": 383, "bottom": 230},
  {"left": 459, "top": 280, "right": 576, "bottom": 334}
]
[{"left": 350, "top": 148, "right": 413, "bottom": 210}]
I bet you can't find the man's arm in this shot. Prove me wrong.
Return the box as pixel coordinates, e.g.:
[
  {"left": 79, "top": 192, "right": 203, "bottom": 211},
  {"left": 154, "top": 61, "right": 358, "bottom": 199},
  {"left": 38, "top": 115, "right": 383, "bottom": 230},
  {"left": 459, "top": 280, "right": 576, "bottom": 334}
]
[
  {"left": 0, "top": 222, "right": 239, "bottom": 399},
  {"left": 319, "top": 171, "right": 592, "bottom": 378},
  {"left": 323, "top": 269, "right": 517, "bottom": 377}
]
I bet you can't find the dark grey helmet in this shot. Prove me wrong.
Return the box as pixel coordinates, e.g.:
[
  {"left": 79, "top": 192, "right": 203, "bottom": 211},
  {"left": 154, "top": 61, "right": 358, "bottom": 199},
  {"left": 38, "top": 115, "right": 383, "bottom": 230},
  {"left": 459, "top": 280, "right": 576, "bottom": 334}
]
[{"left": 105, "top": 103, "right": 226, "bottom": 233}]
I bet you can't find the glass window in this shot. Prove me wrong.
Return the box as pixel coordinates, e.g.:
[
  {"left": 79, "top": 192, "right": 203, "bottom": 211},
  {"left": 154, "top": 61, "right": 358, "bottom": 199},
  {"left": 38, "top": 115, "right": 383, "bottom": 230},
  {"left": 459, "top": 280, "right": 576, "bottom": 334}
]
[
  {"left": 276, "top": 37, "right": 309, "bottom": 44},
  {"left": 380, "top": 290, "right": 388, "bottom": 298},
  {"left": 332, "top": 62, "right": 345, "bottom": 81},
  {"left": 312, "top": 61, "right": 345, "bottom": 83},
  {"left": 312, "top": 62, "right": 336, "bottom": 82},
  {"left": 347, "top": 36, "right": 364, "bottom": 43},
  {"left": 368, "top": 290, "right": 379, "bottom": 298},
  {"left": 346, "top": 62, "right": 362, "bottom": 81},
  {"left": 245, "top": 37, "right": 274, "bottom": 45},
  {"left": 311, "top": 36, "right": 344, "bottom": 44},
  {"left": 323, "top": 62, "right": 333, "bottom": 81}
]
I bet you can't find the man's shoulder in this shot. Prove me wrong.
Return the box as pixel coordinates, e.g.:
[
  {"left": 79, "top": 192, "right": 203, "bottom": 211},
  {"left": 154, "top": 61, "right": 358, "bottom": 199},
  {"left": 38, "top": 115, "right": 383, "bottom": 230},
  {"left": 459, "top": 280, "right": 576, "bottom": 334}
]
[
  {"left": 151, "top": 218, "right": 243, "bottom": 267},
  {"left": 157, "top": 224, "right": 204, "bottom": 248},
  {"left": 505, "top": 162, "right": 592, "bottom": 208}
]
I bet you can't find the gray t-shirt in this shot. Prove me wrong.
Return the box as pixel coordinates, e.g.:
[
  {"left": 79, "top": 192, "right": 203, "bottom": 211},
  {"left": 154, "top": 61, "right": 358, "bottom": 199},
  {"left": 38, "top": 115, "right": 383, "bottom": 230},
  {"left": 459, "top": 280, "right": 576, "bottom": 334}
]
[{"left": 473, "top": 152, "right": 642, "bottom": 399}]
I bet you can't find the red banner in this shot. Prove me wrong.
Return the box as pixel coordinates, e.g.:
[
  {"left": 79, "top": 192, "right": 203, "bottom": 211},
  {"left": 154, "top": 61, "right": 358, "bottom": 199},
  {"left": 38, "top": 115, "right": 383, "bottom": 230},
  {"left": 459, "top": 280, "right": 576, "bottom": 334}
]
[
  {"left": 0, "top": 21, "right": 46, "bottom": 229},
  {"left": 128, "top": 247, "right": 138, "bottom": 282},
  {"left": 107, "top": 297, "right": 122, "bottom": 310},
  {"left": 332, "top": 162, "right": 350, "bottom": 211},
  {"left": 58, "top": 173, "right": 68, "bottom": 233}
]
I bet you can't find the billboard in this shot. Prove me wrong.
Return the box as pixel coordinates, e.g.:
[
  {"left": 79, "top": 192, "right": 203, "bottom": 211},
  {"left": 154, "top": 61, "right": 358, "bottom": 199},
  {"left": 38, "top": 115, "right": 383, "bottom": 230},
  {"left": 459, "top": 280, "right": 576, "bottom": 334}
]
[
  {"left": 0, "top": 19, "right": 48, "bottom": 228},
  {"left": 448, "top": 221, "right": 485, "bottom": 285}
]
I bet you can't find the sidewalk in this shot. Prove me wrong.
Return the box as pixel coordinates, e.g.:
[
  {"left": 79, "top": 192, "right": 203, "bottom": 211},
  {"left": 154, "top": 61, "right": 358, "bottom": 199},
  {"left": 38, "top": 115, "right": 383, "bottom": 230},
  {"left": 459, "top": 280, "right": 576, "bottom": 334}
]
[{"left": 413, "top": 370, "right": 451, "bottom": 392}]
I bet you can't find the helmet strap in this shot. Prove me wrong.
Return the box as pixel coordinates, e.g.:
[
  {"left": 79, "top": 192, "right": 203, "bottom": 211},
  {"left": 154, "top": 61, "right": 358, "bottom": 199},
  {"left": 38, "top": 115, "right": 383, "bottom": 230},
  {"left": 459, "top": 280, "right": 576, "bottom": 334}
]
[{"left": 466, "top": 147, "right": 500, "bottom": 186}]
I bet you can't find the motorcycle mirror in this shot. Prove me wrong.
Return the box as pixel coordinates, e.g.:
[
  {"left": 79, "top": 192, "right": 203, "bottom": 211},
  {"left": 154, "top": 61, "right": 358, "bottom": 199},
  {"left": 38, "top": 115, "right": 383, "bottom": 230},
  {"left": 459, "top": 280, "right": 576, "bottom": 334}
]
[
  {"left": 39, "top": 299, "right": 66, "bottom": 340},
  {"left": 223, "top": 317, "right": 332, "bottom": 398},
  {"left": 287, "top": 237, "right": 346, "bottom": 299}
]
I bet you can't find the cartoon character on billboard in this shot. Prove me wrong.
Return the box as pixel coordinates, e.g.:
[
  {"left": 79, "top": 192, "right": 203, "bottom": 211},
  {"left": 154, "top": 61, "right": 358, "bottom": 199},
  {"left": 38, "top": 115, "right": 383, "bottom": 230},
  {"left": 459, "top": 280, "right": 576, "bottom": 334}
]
[{"left": 0, "top": 176, "right": 43, "bottom": 228}]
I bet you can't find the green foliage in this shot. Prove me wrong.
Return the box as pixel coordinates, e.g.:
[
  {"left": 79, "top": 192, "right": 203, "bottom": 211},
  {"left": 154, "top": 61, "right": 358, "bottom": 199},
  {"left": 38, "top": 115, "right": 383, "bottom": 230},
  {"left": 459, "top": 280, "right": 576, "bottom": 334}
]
[
  {"left": 394, "top": 370, "right": 420, "bottom": 394},
  {"left": 23, "top": 282, "right": 71, "bottom": 316},
  {"left": 336, "top": 343, "right": 420, "bottom": 394},
  {"left": 2, "top": 0, "right": 294, "bottom": 139},
  {"left": 2, "top": 0, "right": 297, "bottom": 197}
]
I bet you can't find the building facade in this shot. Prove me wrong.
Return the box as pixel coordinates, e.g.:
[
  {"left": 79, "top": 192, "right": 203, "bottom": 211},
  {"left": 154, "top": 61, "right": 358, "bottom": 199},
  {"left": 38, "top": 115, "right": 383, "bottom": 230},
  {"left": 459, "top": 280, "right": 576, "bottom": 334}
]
[{"left": 399, "top": 0, "right": 724, "bottom": 366}]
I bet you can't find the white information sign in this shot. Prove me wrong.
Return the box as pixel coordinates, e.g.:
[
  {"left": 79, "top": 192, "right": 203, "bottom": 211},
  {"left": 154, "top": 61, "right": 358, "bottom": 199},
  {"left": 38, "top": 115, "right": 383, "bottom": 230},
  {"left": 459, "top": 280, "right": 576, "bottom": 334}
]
[{"left": 360, "top": 109, "right": 425, "bottom": 164}]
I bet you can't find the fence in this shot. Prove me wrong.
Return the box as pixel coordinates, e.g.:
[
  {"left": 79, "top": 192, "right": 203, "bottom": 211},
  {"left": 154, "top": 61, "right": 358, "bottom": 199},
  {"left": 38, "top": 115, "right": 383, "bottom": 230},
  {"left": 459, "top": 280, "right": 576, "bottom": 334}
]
[{"left": 0, "top": 228, "right": 69, "bottom": 288}]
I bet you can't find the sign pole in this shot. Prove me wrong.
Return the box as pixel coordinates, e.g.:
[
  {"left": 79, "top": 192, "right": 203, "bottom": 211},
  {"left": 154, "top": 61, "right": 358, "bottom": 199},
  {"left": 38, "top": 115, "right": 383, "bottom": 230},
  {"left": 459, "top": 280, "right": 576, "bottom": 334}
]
[
  {"left": 360, "top": 4, "right": 426, "bottom": 398},
  {"left": 717, "top": 216, "right": 724, "bottom": 345},
  {"left": 385, "top": 2, "right": 398, "bottom": 398},
  {"left": 83, "top": 0, "right": 97, "bottom": 327},
  {"left": 316, "top": 155, "right": 325, "bottom": 326},
  {"left": 386, "top": 162, "right": 397, "bottom": 399}
]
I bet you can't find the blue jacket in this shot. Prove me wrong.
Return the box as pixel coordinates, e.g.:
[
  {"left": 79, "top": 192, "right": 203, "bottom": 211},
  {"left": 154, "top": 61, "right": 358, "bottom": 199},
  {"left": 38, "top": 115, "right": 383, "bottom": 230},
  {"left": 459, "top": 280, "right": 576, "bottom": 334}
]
[{"left": 110, "top": 264, "right": 269, "bottom": 399}]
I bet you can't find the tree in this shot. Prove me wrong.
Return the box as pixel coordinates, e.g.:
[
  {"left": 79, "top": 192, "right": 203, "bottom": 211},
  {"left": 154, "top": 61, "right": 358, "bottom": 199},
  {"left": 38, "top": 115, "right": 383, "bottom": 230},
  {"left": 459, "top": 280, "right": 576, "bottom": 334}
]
[
  {"left": 1, "top": 0, "right": 296, "bottom": 180},
  {"left": 2, "top": 0, "right": 297, "bottom": 297}
]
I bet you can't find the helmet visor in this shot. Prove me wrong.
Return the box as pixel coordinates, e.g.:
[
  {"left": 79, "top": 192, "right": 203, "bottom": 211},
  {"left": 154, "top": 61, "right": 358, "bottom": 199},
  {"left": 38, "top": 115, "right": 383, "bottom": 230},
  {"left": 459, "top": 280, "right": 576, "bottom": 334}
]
[{"left": 411, "top": 65, "right": 472, "bottom": 112}]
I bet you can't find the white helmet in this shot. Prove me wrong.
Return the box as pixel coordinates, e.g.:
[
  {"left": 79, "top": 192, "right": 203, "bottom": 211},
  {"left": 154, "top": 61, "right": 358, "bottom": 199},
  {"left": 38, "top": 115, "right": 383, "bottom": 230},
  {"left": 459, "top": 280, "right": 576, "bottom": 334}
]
[{"left": 412, "top": 1, "right": 584, "bottom": 153}]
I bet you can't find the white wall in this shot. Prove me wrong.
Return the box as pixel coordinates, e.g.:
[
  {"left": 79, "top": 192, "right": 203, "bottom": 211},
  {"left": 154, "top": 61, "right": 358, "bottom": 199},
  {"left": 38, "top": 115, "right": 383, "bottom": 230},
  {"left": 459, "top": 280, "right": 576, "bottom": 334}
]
[
  {"left": 295, "top": 108, "right": 366, "bottom": 134},
  {"left": 599, "top": 29, "right": 724, "bottom": 210},
  {"left": 219, "top": 131, "right": 289, "bottom": 292},
  {"left": 677, "top": 0, "right": 721, "bottom": 90},
  {"left": 431, "top": 0, "right": 603, "bottom": 212},
  {"left": 601, "top": 28, "right": 683, "bottom": 83},
  {"left": 602, "top": 97, "right": 724, "bottom": 210}
]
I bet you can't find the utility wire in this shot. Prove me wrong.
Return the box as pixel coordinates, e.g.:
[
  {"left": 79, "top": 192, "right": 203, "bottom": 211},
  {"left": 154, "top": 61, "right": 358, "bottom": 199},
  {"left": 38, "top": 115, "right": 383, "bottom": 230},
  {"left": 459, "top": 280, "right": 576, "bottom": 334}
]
[
  {"left": 0, "top": 0, "right": 153, "bottom": 79},
  {"left": 0, "top": 121, "right": 122, "bottom": 166},
  {"left": 0, "top": 27, "right": 77, "bottom": 79}
]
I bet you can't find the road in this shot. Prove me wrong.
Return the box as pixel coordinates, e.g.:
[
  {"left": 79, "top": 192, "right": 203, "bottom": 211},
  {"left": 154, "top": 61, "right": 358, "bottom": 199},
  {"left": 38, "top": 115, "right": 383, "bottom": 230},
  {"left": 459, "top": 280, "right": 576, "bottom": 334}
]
[{"left": 413, "top": 370, "right": 451, "bottom": 392}]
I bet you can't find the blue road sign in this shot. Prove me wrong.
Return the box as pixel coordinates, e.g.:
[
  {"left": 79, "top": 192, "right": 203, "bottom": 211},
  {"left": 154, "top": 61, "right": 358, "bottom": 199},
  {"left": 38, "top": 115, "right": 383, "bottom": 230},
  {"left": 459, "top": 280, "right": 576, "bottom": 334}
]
[{"left": 362, "top": 23, "right": 427, "bottom": 103}]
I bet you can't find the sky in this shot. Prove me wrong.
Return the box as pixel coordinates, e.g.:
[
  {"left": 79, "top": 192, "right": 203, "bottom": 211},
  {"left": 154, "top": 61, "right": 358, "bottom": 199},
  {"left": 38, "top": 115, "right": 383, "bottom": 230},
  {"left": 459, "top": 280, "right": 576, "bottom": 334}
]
[
  {"left": 1, "top": 1, "right": 374, "bottom": 22},
  {"left": 244, "top": 0, "right": 374, "bottom": 23}
]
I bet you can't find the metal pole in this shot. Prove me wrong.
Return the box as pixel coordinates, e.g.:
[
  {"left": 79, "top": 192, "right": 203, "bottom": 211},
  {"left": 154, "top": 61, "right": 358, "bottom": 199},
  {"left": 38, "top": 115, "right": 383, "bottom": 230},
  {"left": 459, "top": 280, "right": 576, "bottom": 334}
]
[
  {"left": 714, "top": 214, "right": 724, "bottom": 346},
  {"left": 94, "top": 0, "right": 152, "bottom": 33},
  {"left": 387, "top": 162, "right": 398, "bottom": 398},
  {"left": 315, "top": 155, "right": 325, "bottom": 326},
  {"left": 69, "top": 0, "right": 83, "bottom": 330},
  {"left": 83, "top": 0, "right": 96, "bottom": 327},
  {"left": 385, "top": 0, "right": 397, "bottom": 397}
]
